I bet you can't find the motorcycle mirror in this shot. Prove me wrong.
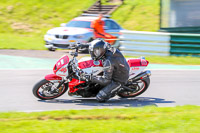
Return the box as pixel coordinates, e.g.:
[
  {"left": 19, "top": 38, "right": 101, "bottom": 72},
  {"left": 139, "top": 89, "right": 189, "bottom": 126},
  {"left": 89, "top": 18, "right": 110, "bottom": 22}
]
[
  {"left": 69, "top": 51, "right": 78, "bottom": 57},
  {"left": 93, "top": 60, "right": 100, "bottom": 65}
]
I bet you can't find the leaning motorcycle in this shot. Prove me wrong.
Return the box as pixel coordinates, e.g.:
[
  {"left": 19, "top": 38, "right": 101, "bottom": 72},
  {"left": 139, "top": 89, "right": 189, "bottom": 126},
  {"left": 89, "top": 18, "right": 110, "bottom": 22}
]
[{"left": 32, "top": 43, "right": 151, "bottom": 100}]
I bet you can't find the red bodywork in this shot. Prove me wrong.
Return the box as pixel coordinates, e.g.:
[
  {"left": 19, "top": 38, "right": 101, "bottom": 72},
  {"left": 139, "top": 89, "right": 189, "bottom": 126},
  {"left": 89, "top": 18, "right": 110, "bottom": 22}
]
[
  {"left": 68, "top": 78, "right": 86, "bottom": 93},
  {"left": 128, "top": 59, "right": 149, "bottom": 67},
  {"left": 53, "top": 55, "right": 69, "bottom": 74},
  {"left": 78, "top": 60, "right": 103, "bottom": 69},
  {"left": 45, "top": 55, "right": 69, "bottom": 80},
  {"left": 45, "top": 74, "right": 62, "bottom": 80}
]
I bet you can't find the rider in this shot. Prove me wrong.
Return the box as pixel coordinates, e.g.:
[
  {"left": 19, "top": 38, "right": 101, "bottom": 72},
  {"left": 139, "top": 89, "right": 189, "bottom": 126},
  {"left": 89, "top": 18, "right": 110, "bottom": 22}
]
[
  {"left": 85, "top": 39, "right": 130, "bottom": 102},
  {"left": 90, "top": 14, "right": 117, "bottom": 45}
]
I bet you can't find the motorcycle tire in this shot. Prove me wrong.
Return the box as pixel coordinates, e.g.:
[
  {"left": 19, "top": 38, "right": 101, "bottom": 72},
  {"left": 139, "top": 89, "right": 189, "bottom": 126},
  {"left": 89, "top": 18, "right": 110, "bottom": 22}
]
[
  {"left": 117, "top": 77, "right": 150, "bottom": 98},
  {"left": 32, "top": 79, "right": 68, "bottom": 100}
]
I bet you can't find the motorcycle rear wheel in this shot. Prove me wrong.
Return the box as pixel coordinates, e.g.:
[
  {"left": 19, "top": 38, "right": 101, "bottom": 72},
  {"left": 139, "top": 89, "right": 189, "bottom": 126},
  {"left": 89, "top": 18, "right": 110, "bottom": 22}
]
[
  {"left": 118, "top": 77, "right": 150, "bottom": 98},
  {"left": 32, "top": 79, "right": 68, "bottom": 100}
]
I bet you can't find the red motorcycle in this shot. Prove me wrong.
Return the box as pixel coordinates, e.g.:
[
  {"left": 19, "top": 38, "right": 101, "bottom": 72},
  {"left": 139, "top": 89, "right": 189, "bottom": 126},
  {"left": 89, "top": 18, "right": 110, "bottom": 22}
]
[{"left": 32, "top": 43, "right": 151, "bottom": 100}]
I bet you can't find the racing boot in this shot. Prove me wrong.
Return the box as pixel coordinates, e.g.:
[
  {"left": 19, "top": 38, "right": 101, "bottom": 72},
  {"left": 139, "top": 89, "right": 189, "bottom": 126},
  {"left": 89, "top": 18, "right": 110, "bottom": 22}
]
[{"left": 96, "top": 81, "right": 121, "bottom": 102}]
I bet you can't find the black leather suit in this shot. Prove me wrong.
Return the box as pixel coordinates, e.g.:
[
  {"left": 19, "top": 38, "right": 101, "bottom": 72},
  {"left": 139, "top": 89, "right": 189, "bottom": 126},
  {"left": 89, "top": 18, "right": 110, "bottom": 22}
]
[{"left": 91, "top": 48, "right": 130, "bottom": 102}]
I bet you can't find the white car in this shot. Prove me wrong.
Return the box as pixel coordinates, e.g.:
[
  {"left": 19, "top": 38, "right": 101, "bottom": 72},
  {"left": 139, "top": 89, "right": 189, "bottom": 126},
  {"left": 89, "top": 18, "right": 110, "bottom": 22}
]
[{"left": 44, "top": 15, "right": 123, "bottom": 52}]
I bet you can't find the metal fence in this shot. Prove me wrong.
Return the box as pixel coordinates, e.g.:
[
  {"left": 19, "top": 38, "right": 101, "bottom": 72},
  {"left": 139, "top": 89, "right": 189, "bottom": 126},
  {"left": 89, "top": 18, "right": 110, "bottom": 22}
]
[
  {"left": 119, "top": 30, "right": 200, "bottom": 57},
  {"left": 170, "top": 33, "right": 200, "bottom": 56}
]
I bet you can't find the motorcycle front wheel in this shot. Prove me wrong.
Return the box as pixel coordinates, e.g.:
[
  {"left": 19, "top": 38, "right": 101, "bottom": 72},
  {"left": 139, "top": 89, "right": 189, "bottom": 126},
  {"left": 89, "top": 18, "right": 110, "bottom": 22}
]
[
  {"left": 118, "top": 77, "right": 150, "bottom": 98},
  {"left": 32, "top": 79, "right": 68, "bottom": 100}
]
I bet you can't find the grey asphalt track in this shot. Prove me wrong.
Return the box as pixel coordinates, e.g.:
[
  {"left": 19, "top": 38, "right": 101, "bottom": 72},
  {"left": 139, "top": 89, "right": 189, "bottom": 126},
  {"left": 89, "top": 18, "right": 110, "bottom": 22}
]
[{"left": 0, "top": 69, "right": 200, "bottom": 112}]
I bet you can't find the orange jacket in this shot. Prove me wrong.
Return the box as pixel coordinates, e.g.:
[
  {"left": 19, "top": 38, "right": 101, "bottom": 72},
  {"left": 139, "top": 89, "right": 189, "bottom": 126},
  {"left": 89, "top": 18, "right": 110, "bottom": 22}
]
[
  {"left": 90, "top": 15, "right": 117, "bottom": 44},
  {"left": 91, "top": 15, "right": 105, "bottom": 37}
]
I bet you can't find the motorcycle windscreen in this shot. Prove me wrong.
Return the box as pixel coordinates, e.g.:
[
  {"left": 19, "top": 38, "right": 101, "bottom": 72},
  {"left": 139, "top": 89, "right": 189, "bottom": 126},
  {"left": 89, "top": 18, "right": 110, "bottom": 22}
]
[{"left": 53, "top": 55, "right": 69, "bottom": 77}]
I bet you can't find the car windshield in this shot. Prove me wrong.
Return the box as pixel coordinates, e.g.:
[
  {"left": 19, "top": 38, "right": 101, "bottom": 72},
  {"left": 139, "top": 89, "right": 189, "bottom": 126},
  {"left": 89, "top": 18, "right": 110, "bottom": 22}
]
[{"left": 66, "top": 21, "right": 92, "bottom": 28}]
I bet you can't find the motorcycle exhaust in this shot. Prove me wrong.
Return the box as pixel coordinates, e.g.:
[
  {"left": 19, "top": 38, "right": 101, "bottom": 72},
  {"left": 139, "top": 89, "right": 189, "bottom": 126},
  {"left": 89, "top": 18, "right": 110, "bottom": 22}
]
[
  {"left": 122, "top": 70, "right": 151, "bottom": 92},
  {"left": 122, "top": 85, "right": 134, "bottom": 92},
  {"left": 132, "top": 70, "right": 151, "bottom": 81}
]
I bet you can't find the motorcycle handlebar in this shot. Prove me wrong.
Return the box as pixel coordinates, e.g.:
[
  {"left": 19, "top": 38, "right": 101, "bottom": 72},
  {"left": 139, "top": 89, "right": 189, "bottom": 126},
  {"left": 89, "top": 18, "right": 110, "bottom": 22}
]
[
  {"left": 68, "top": 43, "right": 90, "bottom": 57},
  {"left": 78, "top": 43, "right": 90, "bottom": 49},
  {"left": 69, "top": 43, "right": 90, "bottom": 50}
]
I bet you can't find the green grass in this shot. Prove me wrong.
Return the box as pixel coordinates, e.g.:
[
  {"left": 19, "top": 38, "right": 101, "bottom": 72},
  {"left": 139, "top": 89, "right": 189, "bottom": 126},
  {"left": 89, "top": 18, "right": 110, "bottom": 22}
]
[
  {"left": 0, "top": 105, "right": 200, "bottom": 133},
  {"left": 146, "top": 56, "right": 200, "bottom": 65},
  {"left": 0, "top": 0, "right": 96, "bottom": 35},
  {"left": 112, "top": 0, "right": 160, "bottom": 31},
  {"left": 0, "top": 0, "right": 96, "bottom": 50},
  {"left": 0, "top": 33, "right": 44, "bottom": 50},
  {"left": 0, "top": 0, "right": 160, "bottom": 51},
  {"left": 0, "top": 0, "right": 159, "bottom": 35}
]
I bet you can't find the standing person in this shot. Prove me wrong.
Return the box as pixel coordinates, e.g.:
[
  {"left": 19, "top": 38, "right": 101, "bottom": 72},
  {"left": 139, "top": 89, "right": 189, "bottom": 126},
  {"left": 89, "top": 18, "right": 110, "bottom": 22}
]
[
  {"left": 90, "top": 14, "right": 117, "bottom": 45},
  {"left": 84, "top": 39, "right": 130, "bottom": 102}
]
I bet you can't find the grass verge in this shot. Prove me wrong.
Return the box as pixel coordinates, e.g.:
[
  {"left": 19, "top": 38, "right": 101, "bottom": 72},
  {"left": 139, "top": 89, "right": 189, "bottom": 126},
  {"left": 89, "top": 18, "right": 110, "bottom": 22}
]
[
  {"left": 0, "top": 105, "right": 200, "bottom": 133},
  {"left": 112, "top": 0, "right": 160, "bottom": 31},
  {"left": 0, "top": 0, "right": 160, "bottom": 51},
  {"left": 0, "top": 33, "right": 44, "bottom": 50},
  {"left": 0, "top": 0, "right": 96, "bottom": 50},
  {"left": 0, "top": 0, "right": 96, "bottom": 35}
]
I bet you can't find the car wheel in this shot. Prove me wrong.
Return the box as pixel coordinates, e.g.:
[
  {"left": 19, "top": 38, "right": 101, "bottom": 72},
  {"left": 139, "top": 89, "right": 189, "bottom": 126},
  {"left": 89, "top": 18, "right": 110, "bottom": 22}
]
[{"left": 48, "top": 47, "right": 56, "bottom": 51}]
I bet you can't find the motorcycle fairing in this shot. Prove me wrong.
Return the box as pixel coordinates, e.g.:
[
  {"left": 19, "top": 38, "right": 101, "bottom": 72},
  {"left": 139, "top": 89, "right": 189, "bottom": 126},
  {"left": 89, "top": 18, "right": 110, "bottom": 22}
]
[
  {"left": 78, "top": 57, "right": 103, "bottom": 69},
  {"left": 53, "top": 55, "right": 69, "bottom": 77},
  {"left": 45, "top": 74, "right": 62, "bottom": 81},
  {"left": 78, "top": 57, "right": 103, "bottom": 75},
  {"left": 68, "top": 78, "right": 86, "bottom": 93},
  {"left": 127, "top": 58, "right": 149, "bottom": 67},
  {"left": 81, "top": 67, "right": 104, "bottom": 76},
  {"left": 127, "top": 58, "right": 149, "bottom": 79}
]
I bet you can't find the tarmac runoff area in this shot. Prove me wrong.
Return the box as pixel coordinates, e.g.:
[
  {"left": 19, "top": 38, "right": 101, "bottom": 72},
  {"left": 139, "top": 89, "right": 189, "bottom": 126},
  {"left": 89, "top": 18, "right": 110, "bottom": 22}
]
[{"left": 0, "top": 54, "right": 200, "bottom": 70}]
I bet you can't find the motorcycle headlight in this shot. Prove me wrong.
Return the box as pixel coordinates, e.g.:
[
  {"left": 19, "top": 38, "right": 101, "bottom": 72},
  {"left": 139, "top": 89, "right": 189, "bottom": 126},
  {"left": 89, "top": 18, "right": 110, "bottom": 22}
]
[{"left": 73, "top": 34, "right": 85, "bottom": 39}]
